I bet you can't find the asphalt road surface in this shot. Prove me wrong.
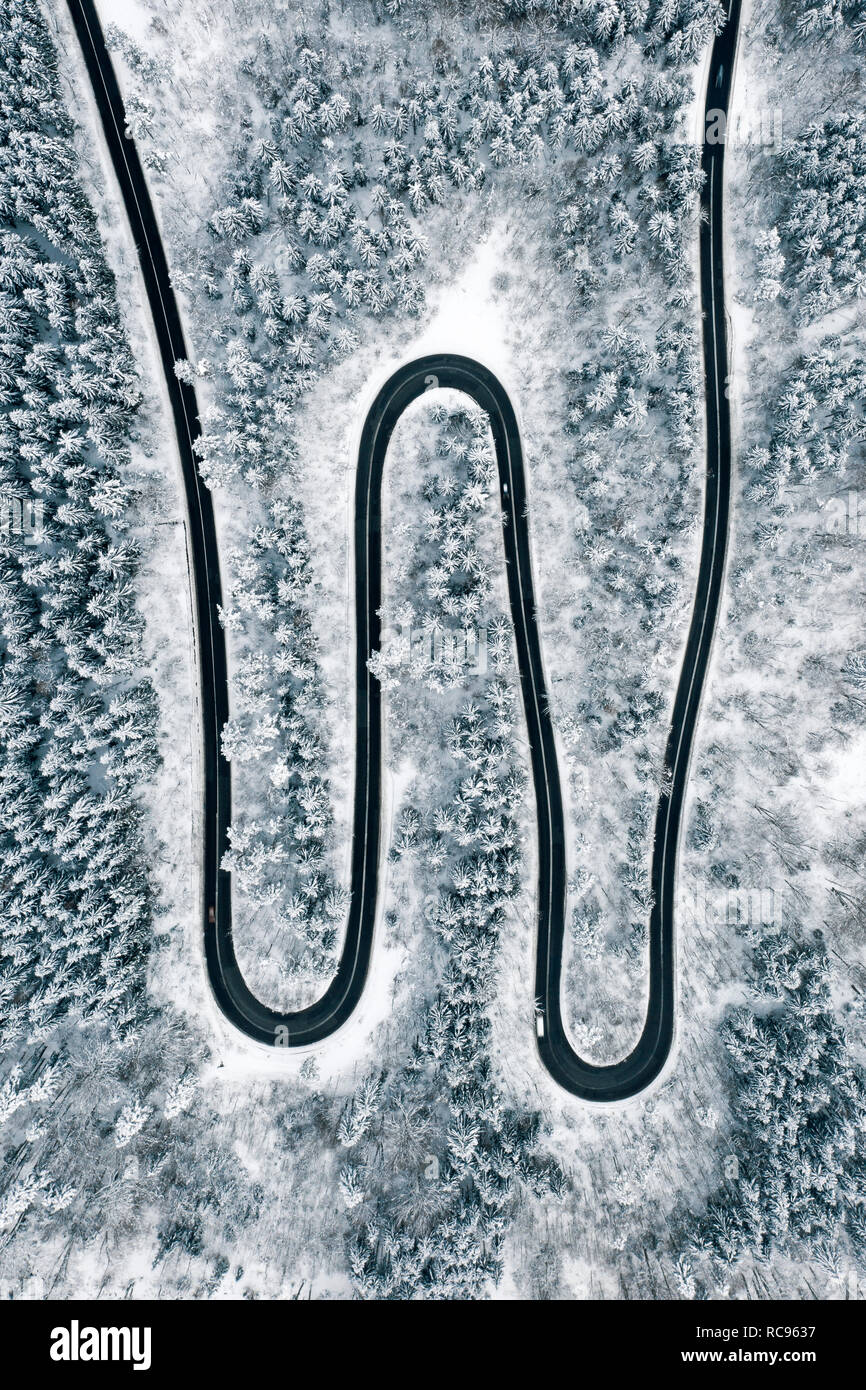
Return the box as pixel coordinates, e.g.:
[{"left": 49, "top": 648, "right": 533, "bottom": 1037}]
[
  {"left": 538, "top": 0, "right": 742, "bottom": 1099},
  {"left": 68, "top": 0, "right": 739, "bottom": 1097}
]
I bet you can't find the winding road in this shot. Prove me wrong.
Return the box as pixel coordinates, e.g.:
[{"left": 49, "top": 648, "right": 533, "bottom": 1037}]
[{"left": 67, "top": 0, "right": 739, "bottom": 1099}]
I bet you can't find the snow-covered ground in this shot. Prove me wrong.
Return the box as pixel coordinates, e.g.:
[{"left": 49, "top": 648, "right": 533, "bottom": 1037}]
[{"left": 9, "top": 0, "right": 860, "bottom": 1301}]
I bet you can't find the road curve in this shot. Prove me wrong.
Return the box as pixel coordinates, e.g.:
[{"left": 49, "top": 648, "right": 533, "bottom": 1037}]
[
  {"left": 68, "top": 0, "right": 739, "bottom": 1097},
  {"left": 538, "top": 0, "right": 742, "bottom": 1099},
  {"left": 64, "top": 0, "right": 233, "bottom": 1044}
]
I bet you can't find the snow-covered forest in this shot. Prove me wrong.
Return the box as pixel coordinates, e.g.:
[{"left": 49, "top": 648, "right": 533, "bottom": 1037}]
[
  {"left": 0, "top": 0, "right": 161, "bottom": 1215},
  {"left": 146, "top": 0, "right": 720, "bottom": 1011},
  {"left": 0, "top": 0, "right": 863, "bottom": 1303}
]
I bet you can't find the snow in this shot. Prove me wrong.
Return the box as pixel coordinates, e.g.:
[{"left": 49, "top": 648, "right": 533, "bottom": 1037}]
[
  {"left": 98, "top": 0, "right": 153, "bottom": 43},
  {"left": 28, "top": 0, "right": 865, "bottom": 1303}
]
